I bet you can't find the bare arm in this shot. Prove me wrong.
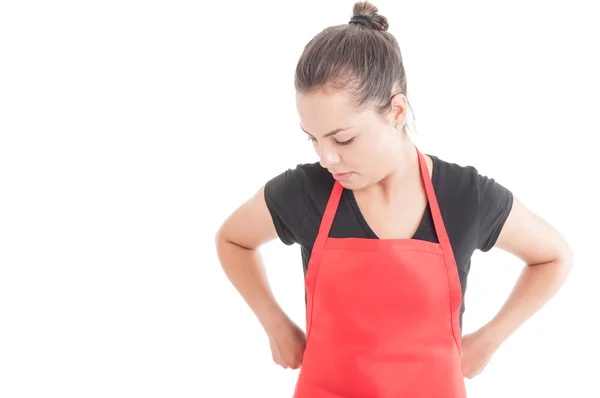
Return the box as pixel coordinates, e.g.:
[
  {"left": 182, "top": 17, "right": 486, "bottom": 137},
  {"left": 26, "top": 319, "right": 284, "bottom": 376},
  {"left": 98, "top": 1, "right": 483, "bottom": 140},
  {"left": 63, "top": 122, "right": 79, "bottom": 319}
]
[
  {"left": 481, "top": 196, "right": 573, "bottom": 346},
  {"left": 215, "top": 185, "right": 291, "bottom": 335}
]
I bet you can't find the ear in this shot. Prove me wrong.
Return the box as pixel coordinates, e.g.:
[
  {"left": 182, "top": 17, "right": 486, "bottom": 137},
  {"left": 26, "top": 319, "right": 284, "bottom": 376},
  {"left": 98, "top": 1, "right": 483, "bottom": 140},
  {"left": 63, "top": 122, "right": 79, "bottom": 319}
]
[{"left": 389, "top": 93, "right": 408, "bottom": 129}]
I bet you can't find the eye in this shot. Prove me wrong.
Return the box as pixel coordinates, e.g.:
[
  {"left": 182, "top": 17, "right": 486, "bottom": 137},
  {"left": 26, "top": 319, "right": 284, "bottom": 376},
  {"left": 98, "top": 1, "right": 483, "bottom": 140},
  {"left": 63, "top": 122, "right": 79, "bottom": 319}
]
[
  {"left": 335, "top": 137, "right": 355, "bottom": 146},
  {"left": 306, "top": 135, "right": 354, "bottom": 146}
]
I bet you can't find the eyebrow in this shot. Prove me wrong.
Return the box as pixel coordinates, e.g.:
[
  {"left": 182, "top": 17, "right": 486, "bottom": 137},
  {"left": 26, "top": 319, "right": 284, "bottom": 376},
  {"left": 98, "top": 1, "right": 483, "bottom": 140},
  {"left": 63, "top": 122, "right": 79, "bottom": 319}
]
[{"left": 300, "top": 124, "right": 354, "bottom": 138}]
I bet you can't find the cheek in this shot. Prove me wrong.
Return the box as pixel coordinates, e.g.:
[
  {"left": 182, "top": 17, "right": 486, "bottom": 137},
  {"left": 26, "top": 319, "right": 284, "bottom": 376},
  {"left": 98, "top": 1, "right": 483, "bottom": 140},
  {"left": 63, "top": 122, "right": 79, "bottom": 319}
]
[
  {"left": 344, "top": 141, "right": 378, "bottom": 170},
  {"left": 362, "top": 134, "right": 387, "bottom": 158},
  {"left": 358, "top": 135, "right": 392, "bottom": 171},
  {"left": 372, "top": 132, "right": 395, "bottom": 159}
]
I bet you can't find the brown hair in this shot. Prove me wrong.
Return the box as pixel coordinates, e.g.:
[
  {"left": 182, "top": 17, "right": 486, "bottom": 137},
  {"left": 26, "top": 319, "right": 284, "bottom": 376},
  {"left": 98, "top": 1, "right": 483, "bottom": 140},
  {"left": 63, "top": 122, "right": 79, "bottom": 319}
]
[{"left": 295, "top": 1, "right": 414, "bottom": 132}]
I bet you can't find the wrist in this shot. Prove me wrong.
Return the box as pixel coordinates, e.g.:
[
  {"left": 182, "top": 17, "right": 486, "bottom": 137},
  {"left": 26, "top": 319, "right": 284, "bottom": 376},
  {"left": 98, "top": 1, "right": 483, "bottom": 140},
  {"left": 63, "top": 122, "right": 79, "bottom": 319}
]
[
  {"left": 257, "top": 304, "right": 290, "bottom": 335},
  {"left": 480, "top": 320, "right": 508, "bottom": 351}
]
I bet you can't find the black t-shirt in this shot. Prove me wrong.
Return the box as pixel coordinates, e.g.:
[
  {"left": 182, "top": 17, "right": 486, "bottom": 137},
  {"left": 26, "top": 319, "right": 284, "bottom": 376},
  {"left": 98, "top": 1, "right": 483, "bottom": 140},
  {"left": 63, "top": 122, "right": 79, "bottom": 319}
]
[{"left": 263, "top": 154, "right": 514, "bottom": 324}]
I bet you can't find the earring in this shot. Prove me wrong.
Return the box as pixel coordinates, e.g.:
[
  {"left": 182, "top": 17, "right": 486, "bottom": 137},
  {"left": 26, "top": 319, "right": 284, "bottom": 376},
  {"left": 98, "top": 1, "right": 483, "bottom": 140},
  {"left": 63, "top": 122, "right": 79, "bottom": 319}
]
[{"left": 395, "top": 123, "right": 401, "bottom": 129}]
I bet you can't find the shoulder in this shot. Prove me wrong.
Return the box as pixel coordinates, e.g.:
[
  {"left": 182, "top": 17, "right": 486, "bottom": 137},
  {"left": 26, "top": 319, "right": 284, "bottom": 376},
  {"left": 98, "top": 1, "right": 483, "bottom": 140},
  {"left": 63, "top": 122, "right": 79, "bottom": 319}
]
[
  {"left": 430, "top": 154, "right": 509, "bottom": 200},
  {"left": 429, "top": 154, "right": 480, "bottom": 189},
  {"left": 428, "top": 154, "right": 514, "bottom": 252},
  {"left": 264, "top": 162, "right": 333, "bottom": 245},
  {"left": 264, "top": 162, "right": 333, "bottom": 206}
]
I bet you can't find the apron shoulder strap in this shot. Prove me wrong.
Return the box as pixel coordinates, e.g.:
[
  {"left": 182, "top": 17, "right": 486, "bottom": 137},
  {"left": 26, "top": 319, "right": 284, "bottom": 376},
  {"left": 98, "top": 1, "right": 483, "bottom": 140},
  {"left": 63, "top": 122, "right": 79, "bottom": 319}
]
[
  {"left": 416, "top": 149, "right": 451, "bottom": 248},
  {"left": 311, "top": 179, "right": 343, "bottom": 253}
]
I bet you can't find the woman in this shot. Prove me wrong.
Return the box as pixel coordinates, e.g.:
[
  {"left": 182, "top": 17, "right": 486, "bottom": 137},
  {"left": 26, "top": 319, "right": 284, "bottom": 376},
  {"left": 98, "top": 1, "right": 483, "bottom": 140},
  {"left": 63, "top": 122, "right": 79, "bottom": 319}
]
[{"left": 215, "top": 2, "right": 572, "bottom": 397}]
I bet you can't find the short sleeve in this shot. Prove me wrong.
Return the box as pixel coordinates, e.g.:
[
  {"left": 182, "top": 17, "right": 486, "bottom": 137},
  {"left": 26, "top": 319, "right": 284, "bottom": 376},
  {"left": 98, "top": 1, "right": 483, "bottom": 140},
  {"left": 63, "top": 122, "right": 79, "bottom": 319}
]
[
  {"left": 264, "top": 166, "right": 307, "bottom": 246},
  {"left": 477, "top": 173, "right": 514, "bottom": 252}
]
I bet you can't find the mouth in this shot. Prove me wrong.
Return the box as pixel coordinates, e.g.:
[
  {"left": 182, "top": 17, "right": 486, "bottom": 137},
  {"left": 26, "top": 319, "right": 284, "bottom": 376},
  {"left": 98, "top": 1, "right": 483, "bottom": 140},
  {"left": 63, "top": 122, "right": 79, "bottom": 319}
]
[{"left": 332, "top": 171, "right": 353, "bottom": 181}]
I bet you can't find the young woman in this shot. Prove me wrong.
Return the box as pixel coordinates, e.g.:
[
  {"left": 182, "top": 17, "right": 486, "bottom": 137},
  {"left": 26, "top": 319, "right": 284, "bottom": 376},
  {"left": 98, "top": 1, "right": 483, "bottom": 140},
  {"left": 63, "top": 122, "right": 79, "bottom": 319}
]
[{"left": 215, "top": 2, "right": 572, "bottom": 396}]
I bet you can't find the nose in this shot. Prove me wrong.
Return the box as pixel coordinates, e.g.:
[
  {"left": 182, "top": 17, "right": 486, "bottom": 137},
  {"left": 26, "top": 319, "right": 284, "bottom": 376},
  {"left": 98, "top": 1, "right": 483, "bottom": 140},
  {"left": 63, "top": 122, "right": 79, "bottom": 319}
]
[{"left": 318, "top": 145, "right": 340, "bottom": 169}]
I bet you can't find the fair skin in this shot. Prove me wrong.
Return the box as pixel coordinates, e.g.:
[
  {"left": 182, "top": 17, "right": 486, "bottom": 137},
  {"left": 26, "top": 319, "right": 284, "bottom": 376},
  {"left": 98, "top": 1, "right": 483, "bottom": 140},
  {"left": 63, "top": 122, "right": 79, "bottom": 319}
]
[{"left": 215, "top": 88, "right": 573, "bottom": 376}]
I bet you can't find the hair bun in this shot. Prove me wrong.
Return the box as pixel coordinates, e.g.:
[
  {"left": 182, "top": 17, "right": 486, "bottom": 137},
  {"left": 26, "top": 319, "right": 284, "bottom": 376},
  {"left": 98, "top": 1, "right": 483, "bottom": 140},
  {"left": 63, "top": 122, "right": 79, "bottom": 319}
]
[{"left": 349, "top": 1, "right": 389, "bottom": 32}]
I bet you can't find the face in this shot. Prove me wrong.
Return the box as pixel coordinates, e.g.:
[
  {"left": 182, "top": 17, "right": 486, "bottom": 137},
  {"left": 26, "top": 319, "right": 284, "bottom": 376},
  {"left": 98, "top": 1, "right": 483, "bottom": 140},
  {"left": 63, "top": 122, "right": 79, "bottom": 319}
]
[{"left": 296, "top": 89, "right": 408, "bottom": 190}]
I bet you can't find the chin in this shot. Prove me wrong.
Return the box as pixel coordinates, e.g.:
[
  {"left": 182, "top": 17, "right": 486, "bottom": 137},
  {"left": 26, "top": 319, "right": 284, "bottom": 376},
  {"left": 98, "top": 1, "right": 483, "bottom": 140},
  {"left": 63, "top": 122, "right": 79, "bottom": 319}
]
[{"left": 337, "top": 178, "right": 363, "bottom": 191}]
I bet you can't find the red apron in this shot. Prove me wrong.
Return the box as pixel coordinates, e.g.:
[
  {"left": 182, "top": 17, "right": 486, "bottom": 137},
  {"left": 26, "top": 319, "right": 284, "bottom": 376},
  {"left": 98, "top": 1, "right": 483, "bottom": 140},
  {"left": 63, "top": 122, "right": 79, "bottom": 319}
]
[{"left": 293, "top": 148, "right": 465, "bottom": 397}]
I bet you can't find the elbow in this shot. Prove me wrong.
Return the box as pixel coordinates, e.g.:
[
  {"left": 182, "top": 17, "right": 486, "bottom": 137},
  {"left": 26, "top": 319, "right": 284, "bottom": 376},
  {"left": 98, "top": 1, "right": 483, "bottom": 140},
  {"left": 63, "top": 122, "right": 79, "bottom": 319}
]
[
  {"left": 215, "top": 223, "right": 253, "bottom": 251},
  {"left": 215, "top": 223, "right": 232, "bottom": 254},
  {"left": 215, "top": 224, "right": 224, "bottom": 245},
  {"left": 550, "top": 241, "right": 574, "bottom": 282},
  {"left": 215, "top": 225, "right": 236, "bottom": 265},
  {"left": 559, "top": 243, "right": 574, "bottom": 274},
  {"left": 528, "top": 238, "right": 574, "bottom": 284}
]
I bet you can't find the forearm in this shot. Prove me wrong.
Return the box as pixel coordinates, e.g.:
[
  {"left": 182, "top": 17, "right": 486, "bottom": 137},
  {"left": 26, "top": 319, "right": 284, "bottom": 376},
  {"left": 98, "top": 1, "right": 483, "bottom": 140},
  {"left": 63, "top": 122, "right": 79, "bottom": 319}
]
[
  {"left": 483, "top": 255, "right": 573, "bottom": 347},
  {"left": 216, "top": 238, "right": 289, "bottom": 334}
]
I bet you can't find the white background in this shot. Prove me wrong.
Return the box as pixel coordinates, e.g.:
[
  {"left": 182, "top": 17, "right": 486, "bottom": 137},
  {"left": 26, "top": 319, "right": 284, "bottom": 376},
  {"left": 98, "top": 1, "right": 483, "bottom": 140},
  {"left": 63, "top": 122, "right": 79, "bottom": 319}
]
[{"left": 1, "top": 0, "right": 598, "bottom": 397}]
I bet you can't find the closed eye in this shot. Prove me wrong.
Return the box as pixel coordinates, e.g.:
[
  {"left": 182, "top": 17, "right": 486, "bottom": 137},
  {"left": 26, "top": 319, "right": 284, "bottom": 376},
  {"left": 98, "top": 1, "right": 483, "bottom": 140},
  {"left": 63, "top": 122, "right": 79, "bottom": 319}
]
[
  {"left": 307, "top": 135, "right": 355, "bottom": 146},
  {"left": 336, "top": 138, "right": 354, "bottom": 146}
]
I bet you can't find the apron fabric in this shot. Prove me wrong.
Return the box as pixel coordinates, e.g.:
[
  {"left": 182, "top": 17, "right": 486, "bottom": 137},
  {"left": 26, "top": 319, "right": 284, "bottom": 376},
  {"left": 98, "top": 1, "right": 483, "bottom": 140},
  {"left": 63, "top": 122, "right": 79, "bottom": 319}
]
[{"left": 293, "top": 147, "right": 466, "bottom": 398}]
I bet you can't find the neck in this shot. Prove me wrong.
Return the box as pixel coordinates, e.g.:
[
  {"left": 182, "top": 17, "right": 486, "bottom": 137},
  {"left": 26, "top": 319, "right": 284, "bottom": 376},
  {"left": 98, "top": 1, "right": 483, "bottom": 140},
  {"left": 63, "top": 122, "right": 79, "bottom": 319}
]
[{"left": 360, "top": 135, "right": 420, "bottom": 201}]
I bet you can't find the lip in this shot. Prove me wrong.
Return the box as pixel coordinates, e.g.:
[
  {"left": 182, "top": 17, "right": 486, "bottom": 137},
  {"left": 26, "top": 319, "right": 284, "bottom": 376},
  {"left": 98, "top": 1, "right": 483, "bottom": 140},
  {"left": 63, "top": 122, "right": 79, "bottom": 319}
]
[{"left": 332, "top": 172, "right": 353, "bottom": 181}]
